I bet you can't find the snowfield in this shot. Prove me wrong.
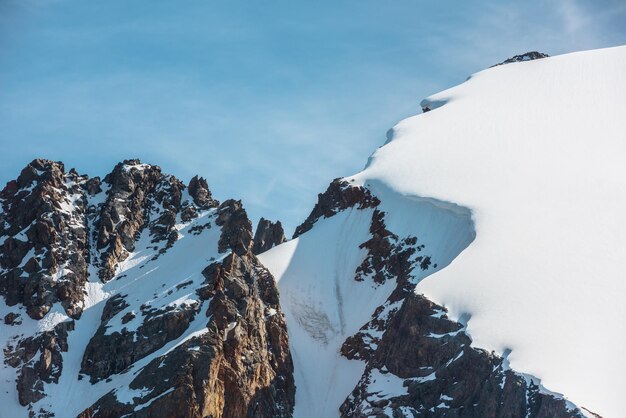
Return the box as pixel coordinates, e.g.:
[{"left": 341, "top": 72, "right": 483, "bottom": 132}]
[
  {"left": 260, "top": 208, "right": 392, "bottom": 417},
  {"left": 264, "top": 45, "right": 626, "bottom": 417}
]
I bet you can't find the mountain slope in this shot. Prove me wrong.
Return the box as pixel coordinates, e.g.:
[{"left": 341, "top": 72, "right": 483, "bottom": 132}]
[
  {"left": 357, "top": 46, "right": 626, "bottom": 418},
  {"left": 260, "top": 46, "right": 626, "bottom": 418},
  {"left": 0, "top": 159, "right": 294, "bottom": 418}
]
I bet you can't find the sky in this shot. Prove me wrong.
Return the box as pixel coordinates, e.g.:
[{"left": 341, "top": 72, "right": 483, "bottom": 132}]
[{"left": 1, "top": 0, "right": 625, "bottom": 234}]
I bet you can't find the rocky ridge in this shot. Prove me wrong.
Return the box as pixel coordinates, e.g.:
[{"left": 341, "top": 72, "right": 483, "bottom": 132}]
[{"left": 0, "top": 159, "right": 294, "bottom": 418}]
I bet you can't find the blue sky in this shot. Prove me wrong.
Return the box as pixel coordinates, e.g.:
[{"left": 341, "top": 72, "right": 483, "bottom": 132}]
[{"left": 1, "top": 0, "right": 625, "bottom": 234}]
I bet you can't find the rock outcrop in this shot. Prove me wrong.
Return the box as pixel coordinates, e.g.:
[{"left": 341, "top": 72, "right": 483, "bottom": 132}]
[
  {"left": 293, "top": 179, "right": 380, "bottom": 238},
  {"left": 80, "top": 294, "right": 200, "bottom": 383},
  {"left": 492, "top": 51, "right": 550, "bottom": 67},
  {"left": 4, "top": 320, "right": 74, "bottom": 406},
  {"left": 95, "top": 160, "right": 164, "bottom": 281},
  {"left": 341, "top": 291, "right": 582, "bottom": 417},
  {"left": 252, "top": 218, "right": 286, "bottom": 255},
  {"left": 187, "top": 175, "right": 218, "bottom": 208},
  {"left": 215, "top": 199, "right": 254, "bottom": 256},
  {"left": 93, "top": 160, "right": 220, "bottom": 282}
]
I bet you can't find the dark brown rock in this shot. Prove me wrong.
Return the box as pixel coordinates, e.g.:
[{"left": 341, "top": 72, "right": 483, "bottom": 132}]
[
  {"left": 0, "top": 158, "right": 590, "bottom": 418},
  {"left": 180, "top": 205, "right": 198, "bottom": 222},
  {"left": 317, "top": 184, "right": 586, "bottom": 418},
  {"left": 93, "top": 162, "right": 223, "bottom": 280},
  {"left": 188, "top": 175, "right": 218, "bottom": 208},
  {"left": 80, "top": 297, "right": 199, "bottom": 383},
  {"left": 4, "top": 312, "right": 21, "bottom": 325},
  {"left": 293, "top": 178, "right": 380, "bottom": 238},
  {"left": 215, "top": 199, "right": 253, "bottom": 256},
  {"left": 340, "top": 291, "right": 585, "bottom": 417},
  {"left": 84, "top": 177, "right": 102, "bottom": 196},
  {"left": 492, "top": 51, "right": 550, "bottom": 67},
  {"left": 95, "top": 160, "right": 163, "bottom": 281},
  {"left": 121, "top": 311, "right": 135, "bottom": 324},
  {"left": 288, "top": 178, "right": 586, "bottom": 418},
  {"left": 252, "top": 217, "right": 286, "bottom": 255}
]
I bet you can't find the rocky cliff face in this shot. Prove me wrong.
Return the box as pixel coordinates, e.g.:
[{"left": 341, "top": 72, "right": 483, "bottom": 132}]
[
  {"left": 0, "top": 159, "right": 294, "bottom": 418},
  {"left": 252, "top": 218, "right": 286, "bottom": 255}
]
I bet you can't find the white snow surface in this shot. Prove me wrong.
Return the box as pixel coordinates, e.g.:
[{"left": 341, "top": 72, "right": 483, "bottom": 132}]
[
  {"left": 260, "top": 209, "right": 387, "bottom": 418},
  {"left": 263, "top": 46, "right": 625, "bottom": 418},
  {"left": 349, "top": 46, "right": 626, "bottom": 417}
]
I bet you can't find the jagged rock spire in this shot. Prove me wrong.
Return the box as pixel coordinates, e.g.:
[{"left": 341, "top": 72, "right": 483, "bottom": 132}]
[{"left": 252, "top": 217, "right": 286, "bottom": 254}]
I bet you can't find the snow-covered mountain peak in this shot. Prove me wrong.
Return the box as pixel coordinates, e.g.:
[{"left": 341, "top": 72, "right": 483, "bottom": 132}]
[
  {"left": 351, "top": 45, "right": 626, "bottom": 417},
  {"left": 2, "top": 45, "right": 624, "bottom": 418}
]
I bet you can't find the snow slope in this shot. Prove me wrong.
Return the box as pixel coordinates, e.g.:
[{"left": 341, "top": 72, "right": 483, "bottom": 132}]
[
  {"left": 260, "top": 208, "right": 387, "bottom": 417},
  {"left": 263, "top": 45, "right": 625, "bottom": 417},
  {"left": 350, "top": 46, "right": 626, "bottom": 417}
]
